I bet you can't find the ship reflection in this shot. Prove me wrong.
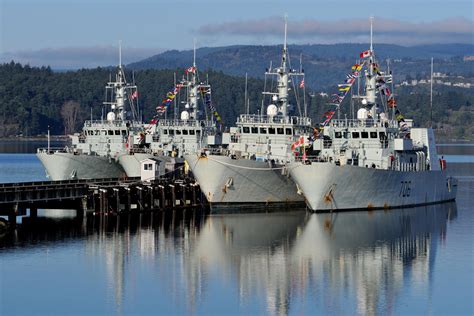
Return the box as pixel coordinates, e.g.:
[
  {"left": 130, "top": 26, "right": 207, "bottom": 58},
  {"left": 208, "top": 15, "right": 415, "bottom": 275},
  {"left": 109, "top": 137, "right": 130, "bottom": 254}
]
[
  {"left": 189, "top": 204, "right": 455, "bottom": 315},
  {"left": 0, "top": 204, "right": 457, "bottom": 315}
]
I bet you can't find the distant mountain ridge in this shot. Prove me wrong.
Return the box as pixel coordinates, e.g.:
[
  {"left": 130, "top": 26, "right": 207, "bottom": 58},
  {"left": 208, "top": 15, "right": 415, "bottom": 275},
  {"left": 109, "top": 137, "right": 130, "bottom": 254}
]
[{"left": 128, "top": 43, "right": 474, "bottom": 90}]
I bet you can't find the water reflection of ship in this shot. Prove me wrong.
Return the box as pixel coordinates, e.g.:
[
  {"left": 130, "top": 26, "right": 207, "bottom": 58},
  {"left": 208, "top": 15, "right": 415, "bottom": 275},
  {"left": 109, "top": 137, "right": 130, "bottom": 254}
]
[
  {"left": 83, "top": 211, "right": 205, "bottom": 313},
  {"left": 73, "top": 203, "right": 456, "bottom": 315},
  {"left": 186, "top": 203, "right": 456, "bottom": 315}
]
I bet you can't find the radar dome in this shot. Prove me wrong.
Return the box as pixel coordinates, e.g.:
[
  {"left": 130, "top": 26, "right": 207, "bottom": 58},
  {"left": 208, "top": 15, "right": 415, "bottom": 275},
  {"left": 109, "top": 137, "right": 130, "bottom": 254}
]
[
  {"left": 185, "top": 103, "right": 190, "bottom": 109},
  {"left": 357, "top": 108, "right": 368, "bottom": 120},
  {"left": 180, "top": 111, "right": 190, "bottom": 120},
  {"left": 266, "top": 104, "right": 278, "bottom": 117},
  {"left": 272, "top": 95, "right": 278, "bottom": 102},
  {"left": 107, "top": 112, "right": 116, "bottom": 121}
]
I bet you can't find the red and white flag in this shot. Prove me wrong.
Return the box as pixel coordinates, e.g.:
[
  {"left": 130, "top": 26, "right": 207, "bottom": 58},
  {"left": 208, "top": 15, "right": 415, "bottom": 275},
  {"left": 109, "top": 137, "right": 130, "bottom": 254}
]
[
  {"left": 299, "top": 78, "right": 305, "bottom": 88},
  {"left": 131, "top": 91, "right": 139, "bottom": 99},
  {"left": 185, "top": 66, "right": 196, "bottom": 74},
  {"left": 359, "top": 50, "right": 372, "bottom": 58}
]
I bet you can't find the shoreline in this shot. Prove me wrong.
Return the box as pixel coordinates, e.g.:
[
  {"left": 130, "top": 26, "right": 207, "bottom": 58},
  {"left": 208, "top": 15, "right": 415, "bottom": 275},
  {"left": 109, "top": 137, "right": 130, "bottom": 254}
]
[{"left": 0, "top": 136, "right": 69, "bottom": 141}]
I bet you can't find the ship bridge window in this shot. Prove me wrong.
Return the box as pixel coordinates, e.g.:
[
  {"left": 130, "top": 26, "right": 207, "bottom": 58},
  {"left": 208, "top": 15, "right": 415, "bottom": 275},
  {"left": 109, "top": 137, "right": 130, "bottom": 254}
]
[
  {"left": 243, "top": 127, "right": 250, "bottom": 133},
  {"left": 251, "top": 127, "right": 258, "bottom": 134},
  {"left": 379, "top": 131, "right": 386, "bottom": 139},
  {"left": 115, "top": 130, "right": 120, "bottom": 135},
  {"left": 182, "top": 130, "right": 188, "bottom": 135},
  {"left": 169, "top": 130, "right": 174, "bottom": 135},
  {"left": 285, "top": 128, "right": 292, "bottom": 135},
  {"left": 122, "top": 130, "right": 127, "bottom": 136},
  {"left": 343, "top": 132, "right": 348, "bottom": 139},
  {"left": 269, "top": 127, "right": 276, "bottom": 134},
  {"left": 361, "top": 131, "right": 369, "bottom": 138},
  {"left": 108, "top": 130, "right": 113, "bottom": 136},
  {"left": 101, "top": 130, "right": 107, "bottom": 136},
  {"left": 95, "top": 130, "right": 99, "bottom": 135},
  {"left": 260, "top": 127, "right": 267, "bottom": 134},
  {"left": 176, "top": 130, "right": 182, "bottom": 135},
  {"left": 189, "top": 130, "right": 195, "bottom": 135},
  {"left": 88, "top": 130, "right": 93, "bottom": 136},
  {"left": 352, "top": 132, "right": 360, "bottom": 139},
  {"left": 370, "top": 131, "right": 377, "bottom": 138},
  {"left": 277, "top": 128, "right": 284, "bottom": 135},
  {"left": 335, "top": 131, "right": 342, "bottom": 139},
  {"left": 163, "top": 130, "right": 168, "bottom": 135}
]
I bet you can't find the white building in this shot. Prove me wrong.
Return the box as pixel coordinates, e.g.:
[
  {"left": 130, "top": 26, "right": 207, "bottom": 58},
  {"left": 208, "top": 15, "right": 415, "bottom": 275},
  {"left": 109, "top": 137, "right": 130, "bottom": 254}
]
[{"left": 140, "top": 158, "right": 161, "bottom": 182}]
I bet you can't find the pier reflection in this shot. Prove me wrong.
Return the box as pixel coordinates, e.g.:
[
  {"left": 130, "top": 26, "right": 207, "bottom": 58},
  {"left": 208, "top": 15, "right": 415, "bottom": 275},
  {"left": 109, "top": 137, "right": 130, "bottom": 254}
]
[{"left": 0, "top": 203, "right": 457, "bottom": 315}]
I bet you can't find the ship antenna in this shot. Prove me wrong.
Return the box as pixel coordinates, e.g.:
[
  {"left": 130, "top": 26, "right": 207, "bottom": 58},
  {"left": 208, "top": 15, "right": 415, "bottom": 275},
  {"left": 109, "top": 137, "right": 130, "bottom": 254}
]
[
  {"left": 430, "top": 57, "right": 434, "bottom": 128},
  {"left": 245, "top": 72, "right": 249, "bottom": 114},
  {"left": 282, "top": 14, "right": 288, "bottom": 70},
  {"left": 369, "top": 16, "right": 374, "bottom": 52},
  {"left": 119, "top": 40, "right": 122, "bottom": 69},
  {"left": 284, "top": 14, "right": 288, "bottom": 51},
  {"left": 193, "top": 38, "right": 197, "bottom": 68}
]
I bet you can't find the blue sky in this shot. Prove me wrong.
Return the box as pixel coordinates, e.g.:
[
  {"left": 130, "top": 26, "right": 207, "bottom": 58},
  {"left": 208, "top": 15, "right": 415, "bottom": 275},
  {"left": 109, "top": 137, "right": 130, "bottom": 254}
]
[{"left": 1, "top": 0, "right": 473, "bottom": 68}]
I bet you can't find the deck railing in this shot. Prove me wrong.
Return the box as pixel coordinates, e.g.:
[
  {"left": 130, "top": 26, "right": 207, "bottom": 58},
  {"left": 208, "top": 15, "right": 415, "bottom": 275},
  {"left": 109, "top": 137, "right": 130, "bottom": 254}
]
[
  {"left": 237, "top": 114, "right": 311, "bottom": 126},
  {"left": 328, "top": 119, "right": 399, "bottom": 129}
]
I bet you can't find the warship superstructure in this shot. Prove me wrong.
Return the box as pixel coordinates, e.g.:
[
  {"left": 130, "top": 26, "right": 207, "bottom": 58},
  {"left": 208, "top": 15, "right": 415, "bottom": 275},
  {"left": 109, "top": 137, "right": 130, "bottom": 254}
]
[
  {"left": 288, "top": 20, "right": 457, "bottom": 211},
  {"left": 37, "top": 47, "right": 143, "bottom": 180},
  {"left": 117, "top": 51, "right": 219, "bottom": 178},
  {"left": 185, "top": 19, "right": 313, "bottom": 209}
]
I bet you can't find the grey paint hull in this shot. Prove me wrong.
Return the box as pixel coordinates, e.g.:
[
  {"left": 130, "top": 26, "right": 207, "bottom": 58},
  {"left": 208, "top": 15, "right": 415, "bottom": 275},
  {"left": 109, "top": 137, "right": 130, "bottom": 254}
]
[
  {"left": 185, "top": 154, "right": 305, "bottom": 210},
  {"left": 289, "top": 162, "right": 457, "bottom": 212},
  {"left": 118, "top": 153, "right": 184, "bottom": 177},
  {"left": 36, "top": 152, "right": 126, "bottom": 180},
  {"left": 117, "top": 153, "right": 155, "bottom": 177}
]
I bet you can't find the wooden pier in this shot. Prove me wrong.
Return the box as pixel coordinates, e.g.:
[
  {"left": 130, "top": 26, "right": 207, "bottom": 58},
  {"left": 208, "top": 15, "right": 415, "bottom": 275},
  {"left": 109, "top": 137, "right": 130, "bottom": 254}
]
[{"left": 0, "top": 177, "right": 205, "bottom": 228}]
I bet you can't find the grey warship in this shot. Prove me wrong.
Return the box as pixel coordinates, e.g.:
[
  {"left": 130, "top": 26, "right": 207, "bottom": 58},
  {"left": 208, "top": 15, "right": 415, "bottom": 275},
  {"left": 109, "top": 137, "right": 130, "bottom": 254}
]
[
  {"left": 117, "top": 50, "right": 220, "bottom": 178},
  {"left": 37, "top": 47, "right": 143, "bottom": 180},
  {"left": 288, "top": 19, "right": 457, "bottom": 212},
  {"left": 185, "top": 19, "right": 313, "bottom": 210}
]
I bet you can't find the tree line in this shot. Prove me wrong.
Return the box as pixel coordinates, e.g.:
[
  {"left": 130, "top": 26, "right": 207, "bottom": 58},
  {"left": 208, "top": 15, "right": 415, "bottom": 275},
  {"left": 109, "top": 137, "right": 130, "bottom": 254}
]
[{"left": 0, "top": 62, "right": 472, "bottom": 140}]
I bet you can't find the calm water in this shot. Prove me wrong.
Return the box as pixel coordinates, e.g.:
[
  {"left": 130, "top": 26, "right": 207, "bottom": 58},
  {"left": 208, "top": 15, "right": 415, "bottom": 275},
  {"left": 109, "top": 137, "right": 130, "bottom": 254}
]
[{"left": 0, "top": 145, "right": 473, "bottom": 315}]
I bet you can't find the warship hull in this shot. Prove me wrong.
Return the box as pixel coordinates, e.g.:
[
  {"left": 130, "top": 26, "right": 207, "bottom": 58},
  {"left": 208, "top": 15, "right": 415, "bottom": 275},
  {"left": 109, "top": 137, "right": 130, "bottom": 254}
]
[
  {"left": 117, "top": 153, "right": 155, "bottom": 177},
  {"left": 289, "top": 162, "right": 457, "bottom": 212},
  {"left": 118, "top": 153, "right": 185, "bottom": 177},
  {"left": 36, "top": 152, "right": 126, "bottom": 180},
  {"left": 185, "top": 154, "right": 305, "bottom": 211}
]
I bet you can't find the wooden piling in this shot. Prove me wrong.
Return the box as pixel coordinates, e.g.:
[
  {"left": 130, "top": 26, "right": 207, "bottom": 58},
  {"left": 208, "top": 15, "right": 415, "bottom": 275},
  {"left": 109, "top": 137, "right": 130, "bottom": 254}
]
[
  {"left": 170, "top": 184, "right": 176, "bottom": 207},
  {"left": 29, "top": 206, "right": 38, "bottom": 218},
  {"left": 113, "top": 188, "right": 120, "bottom": 213}
]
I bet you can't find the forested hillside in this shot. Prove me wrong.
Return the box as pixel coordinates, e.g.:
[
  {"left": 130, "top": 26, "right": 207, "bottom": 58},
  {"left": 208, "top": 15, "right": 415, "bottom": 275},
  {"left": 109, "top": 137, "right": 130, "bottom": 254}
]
[
  {"left": 0, "top": 62, "right": 472, "bottom": 140},
  {"left": 129, "top": 44, "right": 474, "bottom": 90}
]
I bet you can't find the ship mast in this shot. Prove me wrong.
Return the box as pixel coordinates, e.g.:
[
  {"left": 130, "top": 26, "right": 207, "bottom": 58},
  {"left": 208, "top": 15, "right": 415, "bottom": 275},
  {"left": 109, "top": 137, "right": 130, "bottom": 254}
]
[
  {"left": 263, "top": 15, "right": 303, "bottom": 119},
  {"left": 366, "top": 16, "right": 377, "bottom": 118},
  {"left": 187, "top": 39, "right": 198, "bottom": 120},
  {"left": 278, "top": 15, "right": 289, "bottom": 117},
  {"left": 103, "top": 41, "right": 138, "bottom": 122}
]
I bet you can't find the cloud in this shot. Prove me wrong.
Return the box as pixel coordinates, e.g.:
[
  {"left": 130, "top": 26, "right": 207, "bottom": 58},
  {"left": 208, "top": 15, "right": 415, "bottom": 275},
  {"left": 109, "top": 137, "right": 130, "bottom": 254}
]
[
  {"left": 197, "top": 17, "right": 474, "bottom": 45},
  {"left": 0, "top": 46, "right": 164, "bottom": 69}
]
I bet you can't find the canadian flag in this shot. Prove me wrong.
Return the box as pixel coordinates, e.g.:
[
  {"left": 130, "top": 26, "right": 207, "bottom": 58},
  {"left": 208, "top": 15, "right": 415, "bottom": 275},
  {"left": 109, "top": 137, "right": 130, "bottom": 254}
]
[
  {"left": 299, "top": 78, "right": 305, "bottom": 88},
  {"left": 185, "top": 66, "right": 196, "bottom": 74},
  {"left": 359, "top": 50, "right": 372, "bottom": 58}
]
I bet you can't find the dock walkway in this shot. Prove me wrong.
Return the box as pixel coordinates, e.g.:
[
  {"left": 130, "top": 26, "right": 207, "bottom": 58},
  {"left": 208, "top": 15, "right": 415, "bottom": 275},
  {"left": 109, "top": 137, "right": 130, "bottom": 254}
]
[{"left": 0, "top": 177, "right": 204, "bottom": 227}]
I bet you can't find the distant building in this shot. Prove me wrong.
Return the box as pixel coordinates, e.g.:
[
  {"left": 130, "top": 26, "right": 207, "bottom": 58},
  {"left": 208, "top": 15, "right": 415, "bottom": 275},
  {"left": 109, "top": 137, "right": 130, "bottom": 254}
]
[
  {"left": 463, "top": 55, "right": 474, "bottom": 61},
  {"left": 432, "top": 72, "right": 447, "bottom": 78}
]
